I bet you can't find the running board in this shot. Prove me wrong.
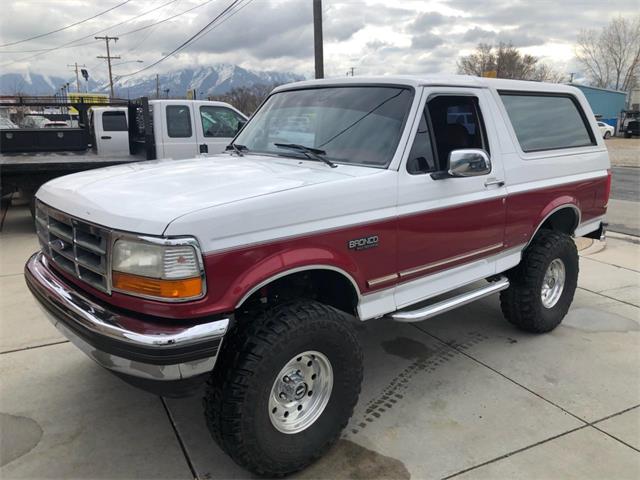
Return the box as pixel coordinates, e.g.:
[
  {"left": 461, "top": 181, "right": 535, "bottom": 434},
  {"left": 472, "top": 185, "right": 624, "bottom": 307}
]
[{"left": 389, "top": 277, "right": 510, "bottom": 323}]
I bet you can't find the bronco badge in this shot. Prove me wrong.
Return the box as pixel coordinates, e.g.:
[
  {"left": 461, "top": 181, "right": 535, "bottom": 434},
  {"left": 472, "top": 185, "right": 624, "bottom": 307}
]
[{"left": 348, "top": 235, "right": 379, "bottom": 251}]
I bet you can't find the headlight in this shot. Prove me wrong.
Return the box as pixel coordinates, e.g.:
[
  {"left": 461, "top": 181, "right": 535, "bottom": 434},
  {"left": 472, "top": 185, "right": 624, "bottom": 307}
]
[{"left": 111, "top": 238, "right": 205, "bottom": 301}]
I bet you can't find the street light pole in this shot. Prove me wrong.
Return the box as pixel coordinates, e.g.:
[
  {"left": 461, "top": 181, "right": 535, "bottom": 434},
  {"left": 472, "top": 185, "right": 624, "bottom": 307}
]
[{"left": 67, "top": 62, "right": 87, "bottom": 92}]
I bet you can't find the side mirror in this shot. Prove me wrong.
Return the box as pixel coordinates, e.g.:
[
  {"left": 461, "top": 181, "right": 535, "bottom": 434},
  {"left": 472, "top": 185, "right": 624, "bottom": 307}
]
[
  {"left": 447, "top": 149, "right": 491, "bottom": 177},
  {"left": 236, "top": 120, "right": 246, "bottom": 133}
]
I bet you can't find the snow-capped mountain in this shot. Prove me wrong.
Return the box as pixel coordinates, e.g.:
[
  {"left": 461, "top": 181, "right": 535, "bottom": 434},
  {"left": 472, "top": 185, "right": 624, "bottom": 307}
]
[
  {"left": 0, "top": 72, "right": 100, "bottom": 96},
  {"left": 0, "top": 65, "right": 304, "bottom": 97}
]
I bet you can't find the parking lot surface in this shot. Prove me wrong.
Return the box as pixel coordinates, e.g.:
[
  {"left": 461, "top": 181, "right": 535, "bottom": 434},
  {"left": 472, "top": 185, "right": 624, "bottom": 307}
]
[{"left": 1, "top": 203, "right": 639, "bottom": 479}]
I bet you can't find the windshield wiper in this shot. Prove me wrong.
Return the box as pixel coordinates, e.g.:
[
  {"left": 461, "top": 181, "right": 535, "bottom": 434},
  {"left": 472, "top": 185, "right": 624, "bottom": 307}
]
[
  {"left": 226, "top": 143, "right": 248, "bottom": 156},
  {"left": 274, "top": 143, "right": 337, "bottom": 168}
]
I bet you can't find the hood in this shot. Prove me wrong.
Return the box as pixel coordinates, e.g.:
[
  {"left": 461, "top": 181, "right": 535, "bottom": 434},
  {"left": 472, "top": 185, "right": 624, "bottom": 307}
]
[{"left": 36, "top": 154, "right": 379, "bottom": 235}]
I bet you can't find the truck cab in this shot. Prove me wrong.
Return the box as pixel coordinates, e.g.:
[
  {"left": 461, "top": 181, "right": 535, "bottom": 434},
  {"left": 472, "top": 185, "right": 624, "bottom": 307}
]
[
  {"left": 151, "top": 99, "right": 247, "bottom": 159},
  {"left": 90, "top": 100, "right": 248, "bottom": 158}
]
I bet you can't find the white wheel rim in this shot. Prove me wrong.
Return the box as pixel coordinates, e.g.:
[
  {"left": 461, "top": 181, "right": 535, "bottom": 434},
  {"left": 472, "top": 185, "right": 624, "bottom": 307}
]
[
  {"left": 541, "top": 258, "right": 566, "bottom": 309},
  {"left": 268, "top": 351, "right": 333, "bottom": 434}
]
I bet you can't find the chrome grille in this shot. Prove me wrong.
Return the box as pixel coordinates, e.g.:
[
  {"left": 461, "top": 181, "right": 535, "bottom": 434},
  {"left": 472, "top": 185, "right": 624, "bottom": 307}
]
[{"left": 36, "top": 202, "right": 111, "bottom": 293}]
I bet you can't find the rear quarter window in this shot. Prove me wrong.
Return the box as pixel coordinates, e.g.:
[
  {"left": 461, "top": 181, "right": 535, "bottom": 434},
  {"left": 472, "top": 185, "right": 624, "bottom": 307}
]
[
  {"left": 166, "top": 105, "right": 192, "bottom": 138},
  {"left": 102, "top": 111, "right": 127, "bottom": 131},
  {"left": 499, "top": 92, "right": 596, "bottom": 152}
]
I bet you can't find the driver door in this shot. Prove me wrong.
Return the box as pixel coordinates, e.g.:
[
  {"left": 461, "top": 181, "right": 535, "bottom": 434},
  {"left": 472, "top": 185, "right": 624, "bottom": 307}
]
[{"left": 395, "top": 87, "right": 507, "bottom": 308}]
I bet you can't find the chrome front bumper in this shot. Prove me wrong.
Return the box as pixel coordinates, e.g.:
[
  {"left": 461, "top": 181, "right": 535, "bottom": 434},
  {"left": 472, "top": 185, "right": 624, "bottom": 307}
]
[{"left": 25, "top": 252, "right": 229, "bottom": 395}]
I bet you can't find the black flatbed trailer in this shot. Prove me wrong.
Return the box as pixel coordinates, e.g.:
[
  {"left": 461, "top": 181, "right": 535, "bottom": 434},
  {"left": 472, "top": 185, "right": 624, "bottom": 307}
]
[
  {"left": 0, "top": 151, "right": 147, "bottom": 202},
  {"left": 0, "top": 96, "right": 155, "bottom": 201}
]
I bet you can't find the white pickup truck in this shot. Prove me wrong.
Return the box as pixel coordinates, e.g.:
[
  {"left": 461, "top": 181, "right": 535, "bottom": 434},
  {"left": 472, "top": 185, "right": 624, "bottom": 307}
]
[
  {"left": 90, "top": 99, "right": 247, "bottom": 158},
  {"left": 26, "top": 75, "right": 609, "bottom": 477},
  {"left": 1, "top": 99, "right": 247, "bottom": 209}
]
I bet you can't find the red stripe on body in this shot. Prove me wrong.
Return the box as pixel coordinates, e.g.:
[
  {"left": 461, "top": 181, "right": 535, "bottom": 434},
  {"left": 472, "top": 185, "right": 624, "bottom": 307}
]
[{"left": 47, "top": 176, "right": 607, "bottom": 321}]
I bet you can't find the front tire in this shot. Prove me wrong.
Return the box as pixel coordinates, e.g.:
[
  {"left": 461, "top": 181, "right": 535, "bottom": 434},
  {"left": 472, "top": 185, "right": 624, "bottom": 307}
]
[
  {"left": 604, "top": 131, "right": 611, "bottom": 139},
  {"left": 204, "top": 300, "right": 363, "bottom": 477},
  {"left": 500, "top": 230, "right": 578, "bottom": 333}
]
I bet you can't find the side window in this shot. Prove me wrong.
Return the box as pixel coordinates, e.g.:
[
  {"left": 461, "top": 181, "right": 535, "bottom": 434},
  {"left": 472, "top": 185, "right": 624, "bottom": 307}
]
[
  {"left": 406, "top": 110, "right": 436, "bottom": 174},
  {"left": 426, "top": 95, "right": 488, "bottom": 170},
  {"left": 102, "top": 111, "right": 127, "bottom": 131},
  {"left": 166, "top": 105, "right": 192, "bottom": 138},
  {"left": 499, "top": 93, "right": 595, "bottom": 152},
  {"left": 200, "top": 106, "right": 244, "bottom": 138}
]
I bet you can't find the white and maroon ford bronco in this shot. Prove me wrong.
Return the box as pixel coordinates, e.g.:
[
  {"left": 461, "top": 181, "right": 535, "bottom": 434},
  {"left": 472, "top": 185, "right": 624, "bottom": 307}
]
[{"left": 25, "top": 75, "right": 610, "bottom": 476}]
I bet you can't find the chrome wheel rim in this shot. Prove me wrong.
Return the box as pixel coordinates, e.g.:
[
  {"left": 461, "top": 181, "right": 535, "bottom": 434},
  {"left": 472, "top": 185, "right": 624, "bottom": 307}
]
[
  {"left": 541, "top": 258, "right": 566, "bottom": 308},
  {"left": 268, "top": 350, "right": 333, "bottom": 434}
]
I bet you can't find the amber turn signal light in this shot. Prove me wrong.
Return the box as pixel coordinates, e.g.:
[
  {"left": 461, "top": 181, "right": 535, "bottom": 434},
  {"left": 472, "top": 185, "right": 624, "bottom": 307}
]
[{"left": 112, "top": 271, "right": 203, "bottom": 299}]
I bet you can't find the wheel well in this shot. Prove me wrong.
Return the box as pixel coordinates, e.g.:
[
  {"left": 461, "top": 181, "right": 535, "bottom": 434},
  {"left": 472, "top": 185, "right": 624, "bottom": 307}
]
[
  {"left": 237, "top": 269, "right": 359, "bottom": 316},
  {"left": 538, "top": 207, "right": 579, "bottom": 236}
]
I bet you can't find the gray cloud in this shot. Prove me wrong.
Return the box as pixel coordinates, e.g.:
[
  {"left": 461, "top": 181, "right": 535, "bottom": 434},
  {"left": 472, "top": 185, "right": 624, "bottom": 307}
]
[
  {"left": 411, "top": 32, "right": 444, "bottom": 49},
  {"left": 0, "top": 0, "right": 636, "bottom": 83},
  {"left": 409, "top": 12, "right": 450, "bottom": 32}
]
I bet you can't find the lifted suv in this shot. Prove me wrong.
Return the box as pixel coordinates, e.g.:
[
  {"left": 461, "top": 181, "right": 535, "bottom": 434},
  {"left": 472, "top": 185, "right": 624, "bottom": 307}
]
[{"left": 25, "top": 75, "right": 610, "bottom": 477}]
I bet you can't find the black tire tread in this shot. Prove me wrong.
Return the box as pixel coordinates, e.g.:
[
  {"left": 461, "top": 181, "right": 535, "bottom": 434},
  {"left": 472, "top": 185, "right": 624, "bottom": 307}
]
[
  {"left": 500, "top": 230, "right": 578, "bottom": 333},
  {"left": 203, "top": 300, "right": 363, "bottom": 477}
]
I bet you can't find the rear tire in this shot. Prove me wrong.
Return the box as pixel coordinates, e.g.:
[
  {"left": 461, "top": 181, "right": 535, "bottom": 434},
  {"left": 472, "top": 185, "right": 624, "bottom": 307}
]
[
  {"left": 500, "top": 230, "right": 578, "bottom": 333},
  {"left": 203, "top": 300, "right": 363, "bottom": 477}
]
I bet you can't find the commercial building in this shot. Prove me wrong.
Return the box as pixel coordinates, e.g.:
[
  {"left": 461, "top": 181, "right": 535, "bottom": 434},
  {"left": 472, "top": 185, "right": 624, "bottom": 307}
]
[{"left": 570, "top": 84, "right": 628, "bottom": 132}]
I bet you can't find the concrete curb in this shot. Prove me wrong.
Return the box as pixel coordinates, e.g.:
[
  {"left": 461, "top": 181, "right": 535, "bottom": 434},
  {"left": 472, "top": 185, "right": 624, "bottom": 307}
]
[{"left": 608, "top": 231, "right": 640, "bottom": 244}]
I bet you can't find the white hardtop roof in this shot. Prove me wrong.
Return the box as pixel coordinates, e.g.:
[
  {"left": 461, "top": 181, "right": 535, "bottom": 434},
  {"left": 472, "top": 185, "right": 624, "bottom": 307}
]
[{"left": 274, "top": 74, "right": 581, "bottom": 95}]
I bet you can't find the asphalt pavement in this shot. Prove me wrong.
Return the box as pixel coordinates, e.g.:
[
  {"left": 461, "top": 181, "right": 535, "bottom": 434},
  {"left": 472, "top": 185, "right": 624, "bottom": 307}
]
[
  {"left": 611, "top": 167, "right": 640, "bottom": 203},
  {"left": 608, "top": 167, "right": 640, "bottom": 237}
]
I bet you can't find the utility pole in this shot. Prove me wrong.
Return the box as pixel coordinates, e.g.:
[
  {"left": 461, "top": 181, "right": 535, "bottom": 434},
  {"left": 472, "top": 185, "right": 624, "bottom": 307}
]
[
  {"left": 156, "top": 74, "right": 160, "bottom": 99},
  {"left": 313, "top": 0, "right": 324, "bottom": 79},
  {"left": 347, "top": 67, "right": 355, "bottom": 77},
  {"left": 569, "top": 72, "right": 576, "bottom": 83},
  {"left": 95, "top": 35, "right": 120, "bottom": 98},
  {"left": 67, "top": 62, "right": 87, "bottom": 92}
]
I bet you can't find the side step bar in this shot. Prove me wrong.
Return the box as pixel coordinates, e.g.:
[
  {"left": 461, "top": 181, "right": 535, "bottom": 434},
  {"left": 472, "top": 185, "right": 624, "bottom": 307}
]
[{"left": 389, "top": 277, "right": 510, "bottom": 323}]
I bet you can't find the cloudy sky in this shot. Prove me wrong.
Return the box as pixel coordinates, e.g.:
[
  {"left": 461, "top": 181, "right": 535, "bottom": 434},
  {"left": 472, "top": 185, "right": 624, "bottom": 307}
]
[{"left": 0, "top": 0, "right": 636, "bottom": 82}]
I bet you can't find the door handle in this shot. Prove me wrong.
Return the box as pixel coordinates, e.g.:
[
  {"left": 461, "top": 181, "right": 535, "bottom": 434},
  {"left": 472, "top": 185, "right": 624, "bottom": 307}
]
[
  {"left": 101, "top": 136, "right": 111, "bottom": 140},
  {"left": 484, "top": 178, "right": 505, "bottom": 187}
]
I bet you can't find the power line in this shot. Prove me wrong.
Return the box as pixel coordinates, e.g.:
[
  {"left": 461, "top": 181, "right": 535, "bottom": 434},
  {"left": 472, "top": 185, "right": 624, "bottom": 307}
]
[
  {"left": 0, "top": 0, "right": 133, "bottom": 48},
  {"left": 0, "top": 0, "right": 213, "bottom": 56},
  {"left": 117, "top": 0, "right": 250, "bottom": 79},
  {"left": 123, "top": 0, "right": 181, "bottom": 54},
  {"left": 0, "top": 0, "right": 178, "bottom": 66},
  {"left": 117, "top": 0, "right": 217, "bottom": 39}
]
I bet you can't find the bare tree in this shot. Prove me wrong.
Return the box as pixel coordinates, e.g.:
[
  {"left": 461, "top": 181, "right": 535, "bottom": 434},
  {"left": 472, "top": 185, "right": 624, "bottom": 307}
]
[
  {"left": 457, "top": 43, "right": 494, "bottom": 77},
  {"left": 210, "top": 83, "right": 278, "bottom": 116},
  {"left": 458, "top": 43, "right": 563, "bottom": 82},
  {"left": 576, "top": 15, "right": 640, "bottom": 92}
]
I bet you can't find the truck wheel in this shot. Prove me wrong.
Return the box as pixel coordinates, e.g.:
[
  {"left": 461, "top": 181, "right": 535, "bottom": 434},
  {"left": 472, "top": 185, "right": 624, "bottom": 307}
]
[
  {"left": 204, "top": 300, "right": 363, "bottom": 477},
  {"left": 500, "top": 230, "right": 578, "bottom": 333}
]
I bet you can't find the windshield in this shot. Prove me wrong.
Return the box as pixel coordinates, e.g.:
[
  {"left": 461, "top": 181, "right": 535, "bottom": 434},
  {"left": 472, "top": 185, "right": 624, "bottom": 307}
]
[{"left": 234, "top": 86, "right": 414, "bottom": 167}]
